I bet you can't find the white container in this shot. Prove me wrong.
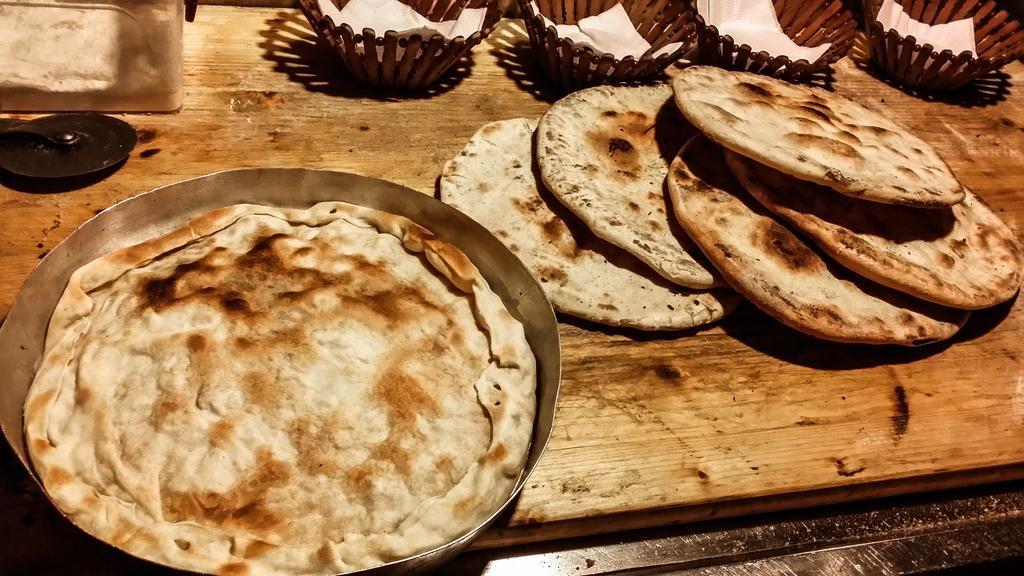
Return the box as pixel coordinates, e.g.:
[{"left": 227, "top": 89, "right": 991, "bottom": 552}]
[{"left": 0, "top": 0, "right": 184, "bottom": 112}]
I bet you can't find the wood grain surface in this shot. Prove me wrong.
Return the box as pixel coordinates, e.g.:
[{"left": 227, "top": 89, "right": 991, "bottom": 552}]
[{"left": 2, "top": 6, "right": 1024, "bottom": 565}]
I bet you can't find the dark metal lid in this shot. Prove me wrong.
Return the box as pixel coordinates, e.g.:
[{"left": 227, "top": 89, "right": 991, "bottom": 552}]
[{"left": 0, "top": 113, "right": 137, "bottom": 179}]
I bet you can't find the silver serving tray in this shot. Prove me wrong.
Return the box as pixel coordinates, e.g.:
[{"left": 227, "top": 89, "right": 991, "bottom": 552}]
[{"left": 0, "top": 168, "right": 561, "bottom": 575}]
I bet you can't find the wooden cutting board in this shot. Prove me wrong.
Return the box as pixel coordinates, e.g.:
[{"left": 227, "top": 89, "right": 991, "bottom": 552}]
[{"left": 1, "top": 7, "right": 1023, "bottom": 562}]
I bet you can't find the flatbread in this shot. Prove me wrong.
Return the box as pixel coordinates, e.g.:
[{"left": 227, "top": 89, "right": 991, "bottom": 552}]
[
  {"left": 668, "top": 136, "right": 969, "bottom": 346},
  {"left": 440, "top": 118, "right": 738, "bottom": 331},
  {"left": 672, "top": 66, "right": 964, "bottom": 208},
  {"left": 535, "top": 84, "right": 719, "bottom": 289},
  {"left": 24, "top": 203, "right": 536, "bottom": 575},
  {"left": 727, "top": 151, "right": 1024, "bottom": 310}
]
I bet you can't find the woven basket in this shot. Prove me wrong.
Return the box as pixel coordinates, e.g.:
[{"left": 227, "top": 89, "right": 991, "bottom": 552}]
[
  {"left": 694, "top": 0, "right": 856, "bottom": 82},
  {"left": 298, "top": 0, "right": 504, "bottom": 90},
  {"left": 518, "top": 0, "right": 697, "bottom": 91},
  {"left": 864, "top": 0, "right": 1024, "bottom": 92}
]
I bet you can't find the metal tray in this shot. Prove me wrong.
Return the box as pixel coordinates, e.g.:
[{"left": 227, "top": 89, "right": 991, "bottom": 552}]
[{"left": 0, "top": 168, "right": 561, "bottom": 575}]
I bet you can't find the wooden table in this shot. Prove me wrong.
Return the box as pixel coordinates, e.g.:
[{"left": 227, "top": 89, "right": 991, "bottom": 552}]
[{"left": 2, "top": 6, "right": 1024, "bottom": 572}]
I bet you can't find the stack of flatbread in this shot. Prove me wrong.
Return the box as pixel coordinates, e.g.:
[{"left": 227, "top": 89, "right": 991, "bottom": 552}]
[
  {"left": 666, "top": 66, "right": 1022, "bottom": 345},
  {"left": 441, "top": 66, "right": 1022, "bottom": 344},
  {"left": 440, "top": 86, "right": 740, "bottom": 331}
]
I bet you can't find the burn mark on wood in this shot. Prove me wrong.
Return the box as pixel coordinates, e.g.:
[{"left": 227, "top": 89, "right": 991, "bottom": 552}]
[
  {"left": 834, "top": 458, "right": 866, "bottom": 477},
  {"left": 560, "top": 478, "right": 591, "bottom": 495},
  {"left": 230, "top": 90, "right": 284, "bottom": 114},
  {"left": 136, "top": 128, "right": 157, "bottom": 143},
  {"left": 891, "top": 385, "right": 909, "bottom": 441},
  {"left": 41, "top": 217, "right": 60, "bottom": 237},
  {"left": 654, "top": 365, "right": 681, "bottom": 380},
  {"left": 140, "top": 148, "right": 161, "bottom": 158}
]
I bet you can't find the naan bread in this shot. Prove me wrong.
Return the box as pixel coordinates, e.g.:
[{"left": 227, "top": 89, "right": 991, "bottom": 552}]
[
  {"left": 668, "top": 136, "right": 969, "bottom": 346},
  {"left": 535, "top": 84, "right": 719, "bottom": 289},
  {"left": 24, "top": 203, "right": 536, "bottom": 575},
  {"left": 727, "top": 152, "right": 1024, "bottom": 310},
  {"left": 672, "top": 66, "right": 964, "bottom": 208},
  {"left": 441, "top": 118, "right": 738, "bottom": 331}
]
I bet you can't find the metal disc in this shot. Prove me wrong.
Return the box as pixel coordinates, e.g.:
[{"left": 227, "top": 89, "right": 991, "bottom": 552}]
[{"left": 0, "top": 113, "right": 137, "bottom": 179}]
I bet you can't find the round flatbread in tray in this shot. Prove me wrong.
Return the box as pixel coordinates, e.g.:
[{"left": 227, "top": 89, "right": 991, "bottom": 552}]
[{"left": 0, "top": 169, "right": 560, "bottom": 576}]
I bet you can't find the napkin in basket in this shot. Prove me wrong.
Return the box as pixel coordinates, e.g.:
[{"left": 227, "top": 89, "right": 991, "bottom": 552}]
[{"left": 697, "top": 0, "right": 831, "bottom": 63}]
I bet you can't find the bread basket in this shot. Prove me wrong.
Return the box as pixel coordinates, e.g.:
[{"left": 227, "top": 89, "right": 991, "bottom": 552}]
[
  {"left": 518, "top": 0, "right": 696, "bottom": 91},
  {"left": 297, "top": 0, "right": 504, "bottom": 90},
  {"left": 694, "top": 0, "right": 857, "bottom": 82},
  {"left": 863, "top": 0, "right": 1024, "bottom": 92}
]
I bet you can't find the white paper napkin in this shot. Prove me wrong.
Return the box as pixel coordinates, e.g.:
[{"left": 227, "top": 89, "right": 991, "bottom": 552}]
[
  {"left": 318, "top": 0, "right": 486, "bottom": 40},
  {"left": 876, "top": 0, "right": 976, "bottom": 56},
  {"left": 697, "top": 0, "right": 831, "bottom": 63},
  {"left": 530, "top": 1, "right": 683, "bottom": 59}
]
